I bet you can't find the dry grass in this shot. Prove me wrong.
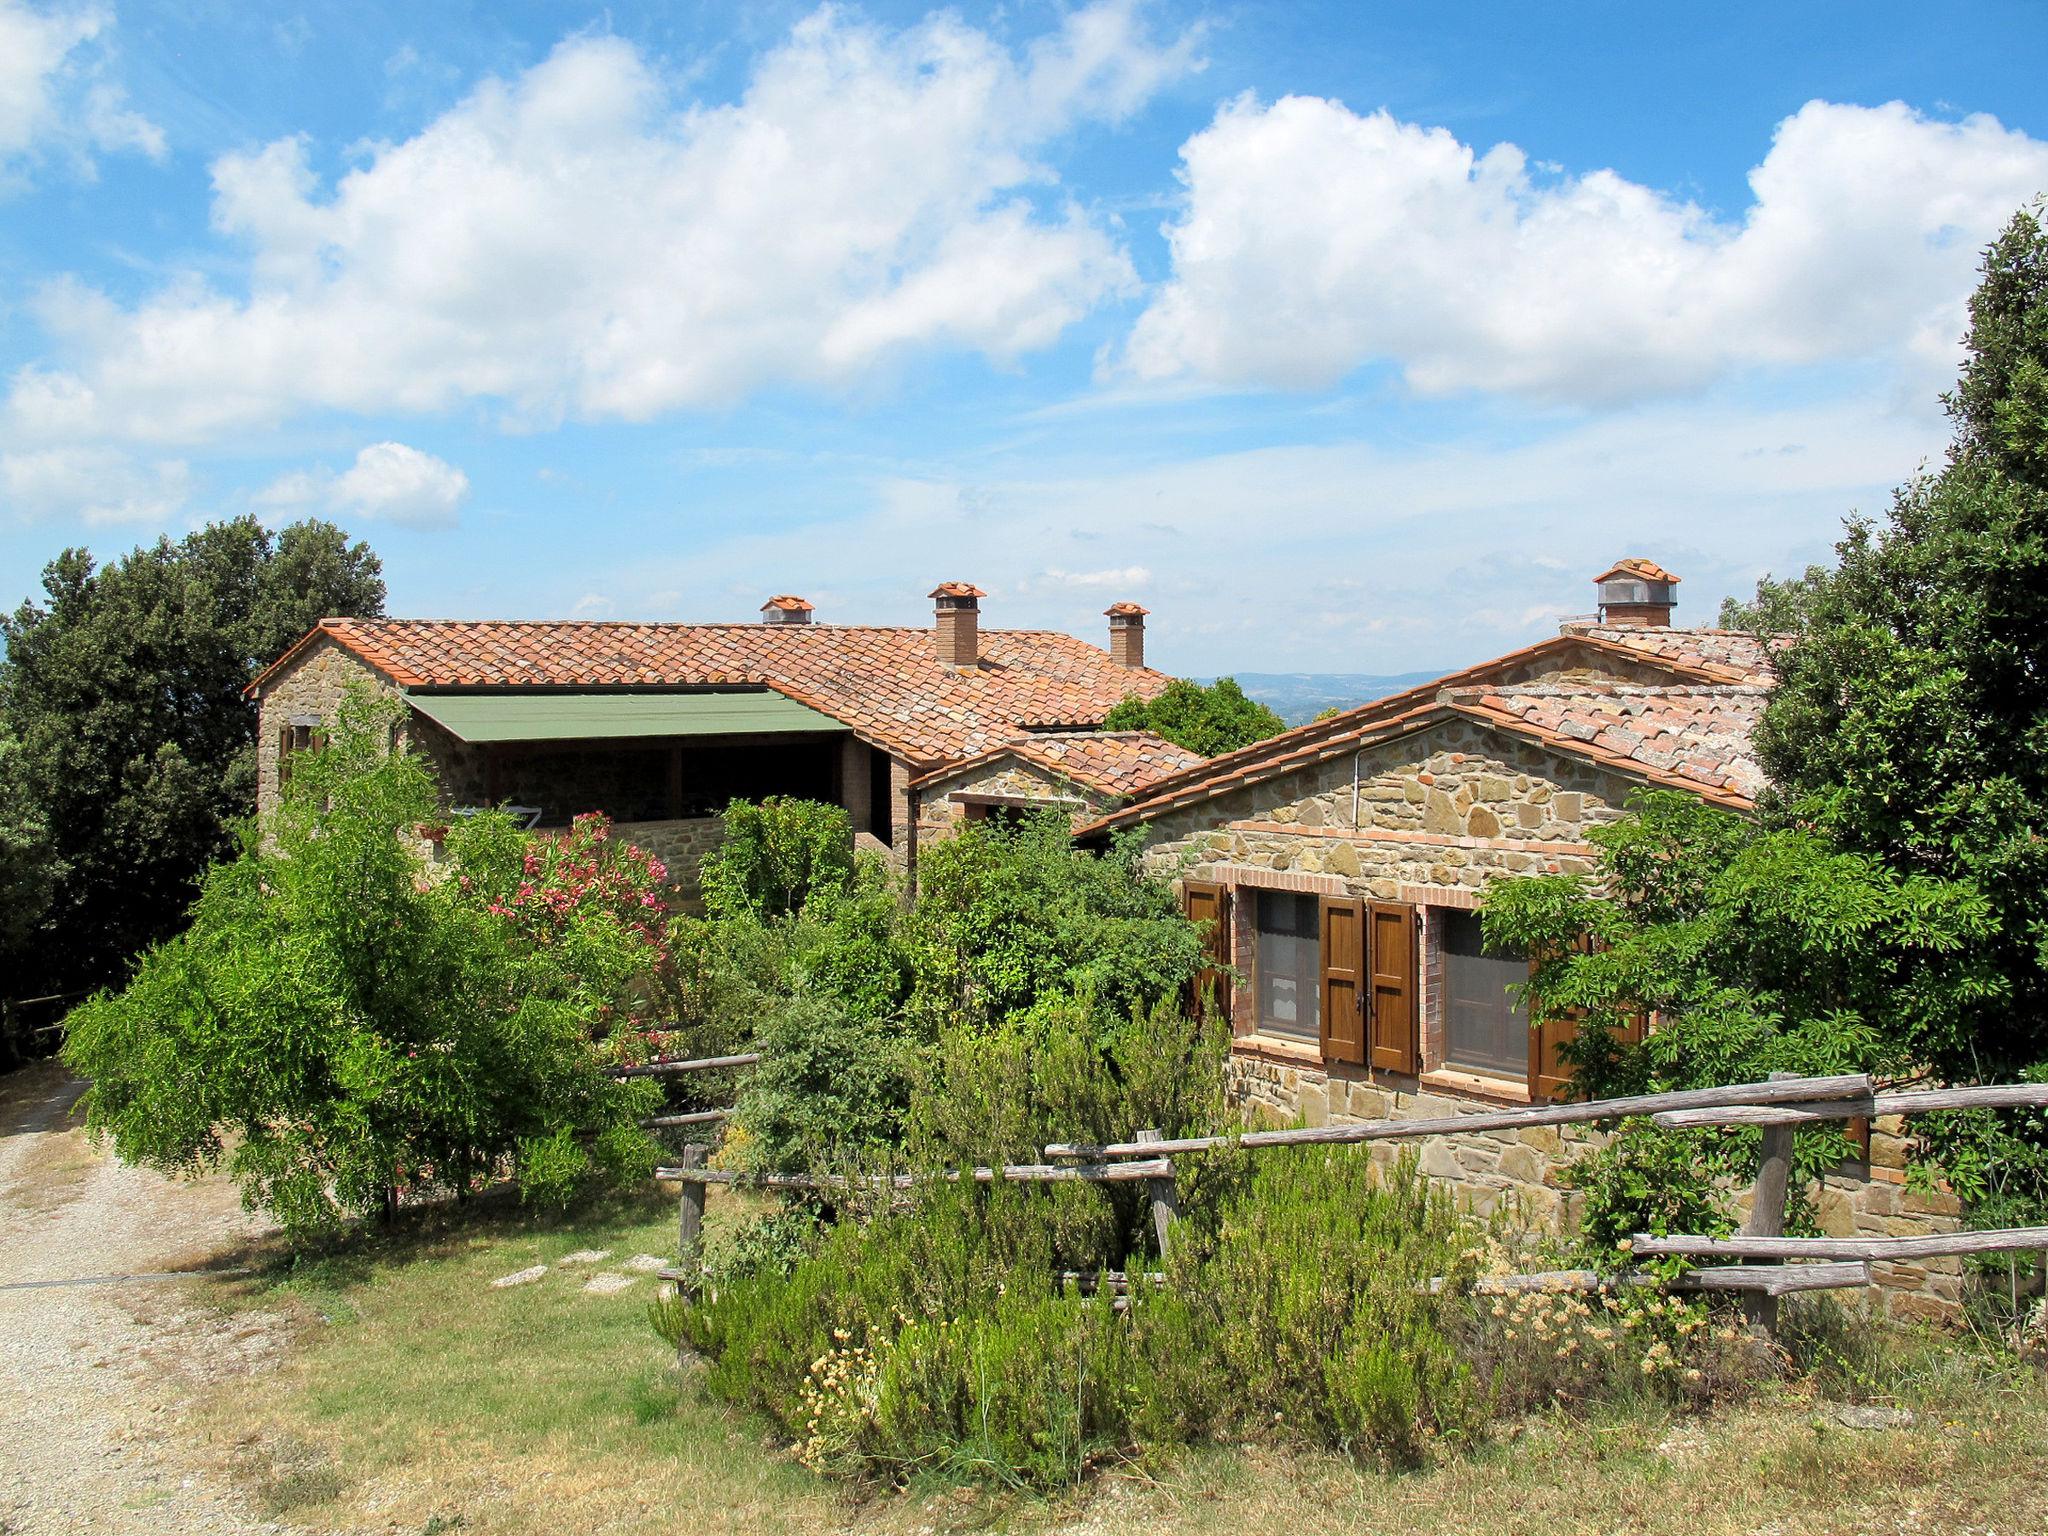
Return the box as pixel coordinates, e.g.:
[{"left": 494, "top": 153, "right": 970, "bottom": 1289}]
[{"left": 178, "top": 1187, "right": 2048, "bottom": 1536}]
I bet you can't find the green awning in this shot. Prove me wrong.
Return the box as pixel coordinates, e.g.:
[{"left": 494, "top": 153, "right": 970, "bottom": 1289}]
[{"left": 403, "top": 689, "right": 850, "bottom": 744}]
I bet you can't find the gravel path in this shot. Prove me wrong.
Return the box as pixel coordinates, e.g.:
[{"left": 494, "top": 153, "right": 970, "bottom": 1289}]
[{"left": 0, "top": 1062, "right": 284, "bottom": 1535}]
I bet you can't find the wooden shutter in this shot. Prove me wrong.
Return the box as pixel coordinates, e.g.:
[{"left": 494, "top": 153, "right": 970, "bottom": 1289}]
[
  {"left": 1319, "top": 897, "right": 1367, "bottom": 1066},
  {"left": 1180, "top": 881, "right": 1231, "bottom": 1020},
  {"left": 1367, "top": 900, "right": 1418, "bottom": 1074},
  {"left": 1527, "top": 933, "right": 1594, "bottom": 1102},
  {"left": 276, "top": 724, "right": 295, "bottom": 788}
]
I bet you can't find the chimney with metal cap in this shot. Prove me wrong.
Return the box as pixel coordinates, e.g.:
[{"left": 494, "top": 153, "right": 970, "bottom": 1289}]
[
  {"left": 1594, "top": 559, "right": 1679, "bottom": 628},
  {"left": 760, "top": 595, "right": 815, "bottom": 625},
  {"left": 1105, "top": 601, "right": 1148, "bottom": 667},
  {"left": 930, "top": 582, "right": 985, "bottom": 666}
]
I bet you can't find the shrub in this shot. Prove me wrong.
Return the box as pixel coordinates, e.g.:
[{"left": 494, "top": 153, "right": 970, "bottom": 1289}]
[
  {"left": 661, "top": 1148, "right": 1494, "bottom": 1486},
  {"left": 727, "top": 994, "right": 918, "bottom": 1173},
  {"left": 902, "top": 814, "right": 1203, "bottom": 1032},
  {"left": 700, "top": 796, "right": 855, "bottom": 921},
  {"left": 62, "top": 688, "right": 660, "bottom": 1240},
  {"left": 1102, "top": 677, "right": 1284, "bottom": 756}
]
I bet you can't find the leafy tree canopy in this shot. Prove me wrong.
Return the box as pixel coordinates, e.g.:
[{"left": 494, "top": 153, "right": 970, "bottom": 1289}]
[
  {"left": 61, "top": 691, "right": 660, "bottom": 1241},
  {"left": 1504, "top": 203, "right": 2048, "bottom": 1229},
  {"left": 0, "top": 517, "right": 383, "bottom": 995},
  {"left": 1103, "top": 676, "right": 1284, "bottom": 757}
]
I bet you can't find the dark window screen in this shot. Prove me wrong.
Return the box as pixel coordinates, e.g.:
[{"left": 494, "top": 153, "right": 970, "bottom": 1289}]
[
  {"left": 1441, "top": 908, "right": 1529, "bottom": 1078},
  {"left": 1256, "top": 891, "right": 1320, "bottom": 1042}
]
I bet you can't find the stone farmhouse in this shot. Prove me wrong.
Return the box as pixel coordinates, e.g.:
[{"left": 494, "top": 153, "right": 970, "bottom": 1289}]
[
  {"left": 1076, "top": 558, "right": 1962, "bottom": 1315},
  {"left": 246, "top": 583, "right": 1191, "bottom": 892}
]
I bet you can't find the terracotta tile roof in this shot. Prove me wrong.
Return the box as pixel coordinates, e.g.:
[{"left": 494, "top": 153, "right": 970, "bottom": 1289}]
[
  {"left": 1561, "top": 624, "right": 1778, "bottom": 681},
  {"left": 915, "top": 730, "right": 1207, "bottom": 801},
  {"left": 1079, "top": 626, "right": 1782, "bottom": 836},
  {"left": 1443, "top": 683, "right": 1768, "bottom": 805},
  {"left": 1594, "top": 557, "right": 1681, "bottom": 585},
  {"left": 253, "top": 618, "right": 1170, "bottom": 767}
]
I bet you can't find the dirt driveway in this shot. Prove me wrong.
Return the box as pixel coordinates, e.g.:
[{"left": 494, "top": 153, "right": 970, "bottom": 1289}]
[{"left": 0, "top": 1062, "right": 283, "bottom": 1535}]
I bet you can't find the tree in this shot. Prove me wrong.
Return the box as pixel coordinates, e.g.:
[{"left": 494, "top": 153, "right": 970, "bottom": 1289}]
[
  {"left": 1505, "top": 205, "right": 2048, "bottom": 1229},
  {"left": 61, "top": 690, "right": 660, "bottom": 1240},
  {"left": 1102, "top": 676, "right": 1284, "bottom": 756},
  {"left": 1738, "top": 203, "right": 2048, "bottom": 1094},
  {"left": 0, "top": 517, "right": 383, "bottom": 996}
]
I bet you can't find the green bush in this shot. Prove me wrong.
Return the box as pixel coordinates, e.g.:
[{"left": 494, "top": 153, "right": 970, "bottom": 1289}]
[
  {"left": 699, "top": 796, "right": 856, "bottom": 921},
  {"left": 903, "top": 813, "right": 1204, "bottom": 1031},
  {"left": 62, "top": 688, "right": 661, "bottom": 1240},
  {"left": 1102, "top": 676, "right": 1284, "bottom": 756},
  {"left": 660, "top": 1148, "right": 1492, "bottom": 1486}
]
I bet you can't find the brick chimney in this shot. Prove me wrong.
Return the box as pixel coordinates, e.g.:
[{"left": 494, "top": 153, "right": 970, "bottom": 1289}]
[
  {"left": 1105, "top": 601, "right": 1149, "bottom": 667},
  {"left": 930, "top": 582, "right": 986, "bottom": 666},
  {"left": 760, "top": 595, "right": 814, "bottom": 625},
  {"left": 1594, "top": 559, "right": 1679, "bottom": 628}
]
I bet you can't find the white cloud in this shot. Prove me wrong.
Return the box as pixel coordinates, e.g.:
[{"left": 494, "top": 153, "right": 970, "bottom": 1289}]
[
  {"left": 257, "top": 441, "right": 471, "bottom": 527},
  {"left": 0, "top": 445, "right": 188, "bottom": 524},
  {"left": 1032, "top": 564, "right": 1152, "bottom": 589},
  {"left": 12, "top": 2, "right": 1192, "bottom": 447},
  {"left": 1121, "top": 97, "right": 2048, "bottom": 405},
  {"left": 0, "top": 1, "right": 163, "bottom": 179},
  {"left": 594, "top": 387, "right": 1949, "bottom": 672}
]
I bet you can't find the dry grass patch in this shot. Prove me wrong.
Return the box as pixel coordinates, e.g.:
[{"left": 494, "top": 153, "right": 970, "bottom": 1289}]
[{"left": 178, "top": 1186, "right": 2048, "bottom": 1536}]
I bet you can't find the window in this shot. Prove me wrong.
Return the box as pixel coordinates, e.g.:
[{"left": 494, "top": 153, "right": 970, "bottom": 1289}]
[
  {"left": 276, "top": 717, "right": 326, "bottom": 787},
  {"left": 1439, "top": 908, "right": 1528, "bottom": 1079},
  {"left": 1255, "top": 891, "right": 1320, "bottom": 1041}
]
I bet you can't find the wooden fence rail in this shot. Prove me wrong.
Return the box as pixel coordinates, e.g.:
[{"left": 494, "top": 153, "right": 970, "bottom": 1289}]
[
  {"left": 659, "top": 1073, "right": 2048, "bottom": 1325},
  {"left": 613, "top": 1051, "right": 761, "bottom": 1080},
  {"left": 1632, "top": 1227, "right": 2048, "bottom": 1263},
  {"left": 656, "top": 1157, "right": 1174, "bottom": 1191}
]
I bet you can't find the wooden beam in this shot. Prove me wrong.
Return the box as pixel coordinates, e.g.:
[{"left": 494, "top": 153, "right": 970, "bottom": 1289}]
[
  {"left": 1632, "top": 1227, "right": 2048, "bottom": 1262},
  {"left": 612, "top": 1052, "right": 762, "bottom": 1079},
  {"left": 642, "top": 1108, "right": 731, "bottom": 1129},
  {"left": 1656, "top": 1083, "right": 2048, "bottom": 1129},
  {"left": 1427, "top": 1262, "right": 1872, "bottom": 1297},
  {"left": 1043, "top": 1073, "right": 1875, "bottom": 1160},
  {"left": 653, "top": 1157, "right": 1174, "bottom": 1190}
]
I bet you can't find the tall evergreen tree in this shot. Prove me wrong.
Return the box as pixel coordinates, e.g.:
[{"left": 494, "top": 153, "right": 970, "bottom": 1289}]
[
  {"left": 0, "top": 517, "right": 384, "bottom": 997},
  {"left": 1744, "top": 203, "right": 2048, "bottom": 1088}
]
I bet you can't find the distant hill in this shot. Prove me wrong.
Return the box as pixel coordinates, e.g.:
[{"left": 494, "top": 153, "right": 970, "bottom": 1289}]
[{"left": 1203, "top": 671, "right": 1447, "bottom": 728}]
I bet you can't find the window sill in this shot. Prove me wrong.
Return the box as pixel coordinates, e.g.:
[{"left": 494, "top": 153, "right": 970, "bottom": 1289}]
[
  {"left": 1231, "top": 1031, "right": 1325, "bottom": 1067},
  {"left": 1419, "top": 1068, "right": 1531, "bottom": 1105}
]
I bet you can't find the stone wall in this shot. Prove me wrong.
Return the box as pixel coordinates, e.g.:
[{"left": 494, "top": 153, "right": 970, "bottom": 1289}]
[
  {"left": 608, "top": 817, "right": 727, "bottom": 900},
  {"left": 912, "top": 756, "right": 1112, "bottom": 845},
  {"left": 1131, "top": 718, "right": 1628, "bottom": 899},
  {"left": 1227, "top": 1053, "right": 1965, "bottom": 1320}
]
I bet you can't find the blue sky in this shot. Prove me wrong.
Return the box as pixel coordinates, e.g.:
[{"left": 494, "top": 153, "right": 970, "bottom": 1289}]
[{"left": 3, "top": 1, "right": 2046, "bottom": 674}]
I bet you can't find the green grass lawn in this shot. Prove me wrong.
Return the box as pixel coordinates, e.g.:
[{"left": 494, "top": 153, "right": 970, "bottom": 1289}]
[{"left": 185, "top": 1186, "right": 2048, "bottom": 1536}]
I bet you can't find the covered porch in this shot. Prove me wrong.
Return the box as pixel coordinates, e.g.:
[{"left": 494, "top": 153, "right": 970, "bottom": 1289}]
[{"left": 404, "top": 688, "right": 898, "bottom": 891}]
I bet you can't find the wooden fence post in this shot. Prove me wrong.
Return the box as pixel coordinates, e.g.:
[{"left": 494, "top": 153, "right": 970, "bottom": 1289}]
[
  {"left": 676, "top": 1143, "right": 706, "bottom": 1298},
  {"left": 1740, "top": 1071, "right": 1800, "bottom": 1331},
  {"left": 1135, "top": 1128, "right": 1177, "bottom": 1261}
]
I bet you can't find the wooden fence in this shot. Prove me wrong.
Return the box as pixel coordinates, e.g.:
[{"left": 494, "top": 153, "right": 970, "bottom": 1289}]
[
  {"left": 609, "top": 1048, "right": 761, "bottom": 1131},
  {"left": 654, "top": 1069, "right": 2048, "bottom": 1326}
]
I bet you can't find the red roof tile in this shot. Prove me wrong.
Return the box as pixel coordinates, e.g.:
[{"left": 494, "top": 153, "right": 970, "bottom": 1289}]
[
  {"left": 1562, "top": 624, "right": 1778, "bottom": 681},
  {"left": 915, "top": 730, "right": 1206, "bottom": 800},
  {"left": 1443, "top": 683, "right": 1768, "bottom": 804},
  {"left": 1079, "top": 626, "right": 1781, "bottom": 836},
  {"left": 253, "top": 618, "right": 1168, "bottom": 767},
  {"left": 1594, "top": 557, "right": 1682, "bottom": 585}
]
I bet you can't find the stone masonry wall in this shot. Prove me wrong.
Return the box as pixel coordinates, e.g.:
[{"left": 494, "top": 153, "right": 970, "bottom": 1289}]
[
  {"left": 913, "top": 756, "right": 1114, "bottom": 845},
  {"left": 1132, "top": 719, "right": 1627, "bottom": 900}
]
